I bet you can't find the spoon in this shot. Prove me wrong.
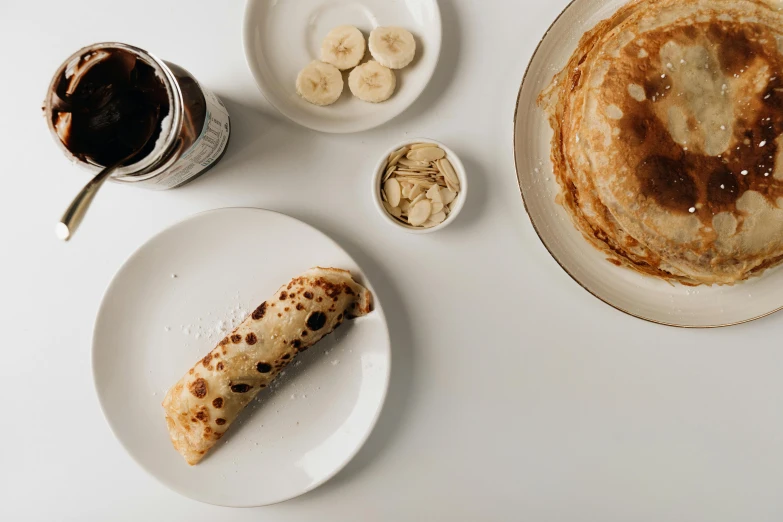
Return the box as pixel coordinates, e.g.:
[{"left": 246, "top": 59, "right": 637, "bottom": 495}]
[{"left": 56, "top": 112, "right": 157, "bottom": 241}]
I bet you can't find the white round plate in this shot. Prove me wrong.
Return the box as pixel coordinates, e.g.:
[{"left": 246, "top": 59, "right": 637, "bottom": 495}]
[
  {"left": 93, "top": 208, "right": 391, "bottom": 506},
  {"left": 243, "top": 0, "right": 441, "bottom": 133},
  {"left": 514, "top": 0, "right": 783, "bottom": 328}
]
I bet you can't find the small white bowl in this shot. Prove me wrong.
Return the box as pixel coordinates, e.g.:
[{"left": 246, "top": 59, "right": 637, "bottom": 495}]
[{"left": 372, "top": 138, "right": 467, "bottom": 233}]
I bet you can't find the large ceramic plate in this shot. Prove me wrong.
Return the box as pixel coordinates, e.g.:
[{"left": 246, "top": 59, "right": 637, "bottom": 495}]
[
  {"left": 243, "top": 0, "right": 441, "bottom": 133},
  {"left": 93, "top": 208, "right": 391, "bottom": 506},
  {"left": 514, "top": 0, "right": 783, "bottom": 327}
]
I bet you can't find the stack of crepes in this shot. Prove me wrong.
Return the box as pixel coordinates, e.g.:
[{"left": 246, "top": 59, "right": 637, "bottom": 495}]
[{"left": 539, "top": 0, "right": 783, "bottom": 285}]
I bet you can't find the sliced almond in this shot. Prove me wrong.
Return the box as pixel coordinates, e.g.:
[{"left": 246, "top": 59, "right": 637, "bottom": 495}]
[
  {"left": 384, "top": 178, "right": 401, "bottom": 207},
  {"left": 398, "top": 182, "right": 425, "bottom": 190},
  {"left": 445, "top": 176, "right": 459, "bottom": 193},
  {"left": 409, "top": 142, "right": 436, "bottom": 150},
  {"left": 388, "top": 145, "right": 407, "bottom": 160},
  {"left": 394, "top": 171, "right": 430, "bottom": 183},
  {"left": 437, "top": 158, "right": 460, "bottom": 185},
  {"left": 400, "top": 182, "right": 413, "bottom": 199},
  {"left": 410, "top": 193, "right": 426, "bottom": 207},
  {"left": 383, "top": 165, "right": 396, "bottom": 182},
  {"left": 397, "top": 158, "right": 430, "bottom": 168},
  {"left": 426, "top": 211, "right": 446, "bottom": 225},
  {"left": 431, "top": 201, "right": 444, "bottom": 213},
  {"left": 399, "top": 199, "right": 411, "bottom": 213},
  {"left": 382, "top": 200, "right": 402, "bottom": 218},
  {"left": 440, "top": 188, "right": 457, "bottom": 205},
  {"left": 381, "top": 189, "right": 388, "bottom": 202},
  {"left": 408, "top": 199, "right": 432, "bottom": 226},
  {"left": 426, "top": 184, "right": 442, "bottom": 202},
  {"left": 388, "top": 146, "right": 410, "bottom": 165},
  {"left": 408, "top": 146, "right": 446, "bottom": 162},
  {"left": 409, "top": 183, "right": 424, "bottom": 200},
  {"left": 395, "top": 169, "right": 430, "bottom": 177}
]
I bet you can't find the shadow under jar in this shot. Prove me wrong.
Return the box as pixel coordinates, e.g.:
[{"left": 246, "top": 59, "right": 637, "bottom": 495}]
[{"left": 44, "top": 42, "right": 230, "bottom": 189}]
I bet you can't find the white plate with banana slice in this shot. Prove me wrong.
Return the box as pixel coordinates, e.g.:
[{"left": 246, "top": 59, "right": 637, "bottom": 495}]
[{"left": 243, "top": 0, "right": 441, "bottom": 133}]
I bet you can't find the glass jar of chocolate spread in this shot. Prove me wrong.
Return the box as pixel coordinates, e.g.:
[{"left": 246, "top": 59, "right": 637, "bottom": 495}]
[{"left": 44, "top": 42, "right": 230, "bottom": 189}]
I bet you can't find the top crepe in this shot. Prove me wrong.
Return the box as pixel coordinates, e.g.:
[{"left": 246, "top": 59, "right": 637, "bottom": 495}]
[{"left": 539, "top": 0, "right": 783, "bottom": 285}]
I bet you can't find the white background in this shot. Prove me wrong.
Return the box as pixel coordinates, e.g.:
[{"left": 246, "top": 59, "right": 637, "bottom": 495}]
[{"left": 2, "top": 0, "right": 783, "bottom": 520}]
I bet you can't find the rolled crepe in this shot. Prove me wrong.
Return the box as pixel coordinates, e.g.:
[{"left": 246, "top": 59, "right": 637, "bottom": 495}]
[{"left": 162, "top": 267, "right": 373, "bottom": 465}]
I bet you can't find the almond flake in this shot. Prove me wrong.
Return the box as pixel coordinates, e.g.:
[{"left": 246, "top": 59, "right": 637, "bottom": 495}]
[
  {"left": 426, "top": 184, "right": 442, "bottom": 202},
  {"left": 383, "top": 201, "right": 401, "bottom": 218},
  {"left": 408, "top": 199, "right": 432, "bottom": 226},
  {"left": 440, "top": 188, "right": 457, "bottom": 205},
  {"left": 398, "top": 158, "right": 430, "bottom": 168},
  {"left": 408, "top": 146, "right": 446, "bottom": 162},
  {"left": 410, "top": 193, "right": 426, "bottom": 207},
  {"left": 384, "top": 178, "right": 401, "bottom": 207},
  {"left": 388, "top": 148, "right": 409, "bottom": 167},
  {"left": 437, "top": 158, "right": 460, "bottom": 186},
  {"left": 428, "top": 210, "right": 446, "bottom": 225},
  {"left": 383, "top": 165, "right": 396, "bottom": 182}
]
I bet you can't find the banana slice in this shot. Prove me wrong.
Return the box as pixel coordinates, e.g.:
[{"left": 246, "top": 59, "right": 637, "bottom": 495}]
[
  {"left": 296, "top": 61, "right": 344, "bottom": 106},
  {"left": 348, "top": 61, "right": 396, "bottom": 103},
  {"left": 320, "top": 25, "right": 366, "bottom": 70},
  {"left": 368, "top": 27, "right": 416, "bottom": 69}
]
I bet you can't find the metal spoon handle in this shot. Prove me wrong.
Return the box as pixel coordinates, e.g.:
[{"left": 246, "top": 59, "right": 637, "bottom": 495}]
[{"left": 56, "top": 160, "right": 124, "bottom": 241}]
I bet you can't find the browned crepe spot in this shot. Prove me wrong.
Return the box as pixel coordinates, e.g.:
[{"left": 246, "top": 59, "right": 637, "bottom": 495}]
[
  {"left": 252, "top": 302, "right": 267, "bottom": 320},
  {"left": 608, "top": 21, "right": 783, "bottom": 218},
  {"left": 212, "top": 397, "right": 224, "bottom": 408},
  {"left": 190, "top": 378, "right": 207, "bottom": 398},
  {"left": 230, "top": 383, "right": 252, "bottom": 393},
  {"left": 245, "top": 332, "right": 257, "bottom": 345},
  {"left": 306, "top": 311, "right": 327, "bottom": 330}
]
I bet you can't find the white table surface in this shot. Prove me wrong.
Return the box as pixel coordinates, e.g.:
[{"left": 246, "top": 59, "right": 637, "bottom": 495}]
[{"left": 3, "top": 1, "right": 783, "bottom": 520}]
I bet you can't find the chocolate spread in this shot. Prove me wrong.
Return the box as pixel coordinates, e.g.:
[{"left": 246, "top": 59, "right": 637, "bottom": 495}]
[{"left": 50, "top": 49, "right": 169, "bottom": 167}]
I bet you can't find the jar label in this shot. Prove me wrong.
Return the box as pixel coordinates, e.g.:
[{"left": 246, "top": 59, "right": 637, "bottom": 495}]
[{"left": 153, "top": 86, "right": 230, "bottom": 188}]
